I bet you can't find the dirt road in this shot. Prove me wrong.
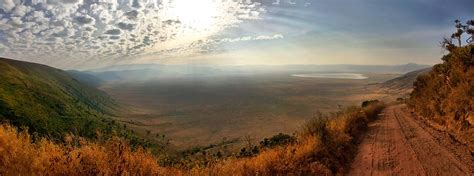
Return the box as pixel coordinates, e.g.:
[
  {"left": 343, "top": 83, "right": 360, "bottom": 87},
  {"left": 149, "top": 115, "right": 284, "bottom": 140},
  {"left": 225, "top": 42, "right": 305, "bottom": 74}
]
[{"left": 349, "top": 104, "right": 473, "bottom": 176}]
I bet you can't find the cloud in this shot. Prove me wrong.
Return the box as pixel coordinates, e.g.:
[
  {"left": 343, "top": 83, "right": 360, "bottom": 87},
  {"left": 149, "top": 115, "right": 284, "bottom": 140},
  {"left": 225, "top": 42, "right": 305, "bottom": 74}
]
[
  {"left": 12, "top": 4, "right": 29, "bottom": 16},
  {"left": 256, "top": 34, "right": 284, "bottom": 40},
  {"left": 74, "top": 16, "right": 94, "bottom": 25},
  {"left": 0, "top": 0, "right": 265, "bottom": 69},
  {"left": 117, "top": 22, "right": 136, "bottom": 31},
  {"left": 218, "top": 34, "right": 284, "bottom": 43},
  {"left": 104, "top": 29, "right": 121, "bottom": 35},
  {"left": 9, "top": 17, "right": 22, "bottom": 26},
  {"left": 123, "top": 10, "right": 139, "bottom": 20},
  {"left": 1, "top": 0, "right": 16, "bottom": 12}
]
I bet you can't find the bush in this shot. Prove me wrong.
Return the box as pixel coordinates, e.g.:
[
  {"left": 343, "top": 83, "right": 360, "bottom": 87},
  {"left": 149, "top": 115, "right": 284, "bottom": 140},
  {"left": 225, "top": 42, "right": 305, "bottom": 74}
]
[
  {"left": 361, "top": 100, "right": 379, "bottom": 108},
  {"left": 409, "top": 45, "right": 473, "bottom": 146},
  {"left": 259, "top": 133, "right": 296, "bottom": 149}
]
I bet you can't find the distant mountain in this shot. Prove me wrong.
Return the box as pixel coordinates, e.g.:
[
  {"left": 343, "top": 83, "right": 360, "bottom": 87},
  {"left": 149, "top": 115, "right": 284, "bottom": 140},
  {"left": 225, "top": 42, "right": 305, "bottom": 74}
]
[
  {"left": 0, "top": 58, "right": 119, "bottom": 139},
  {"left": 84, "top": 63, "right": 432, "bottom": 81},
  {"left": 381, "top": 68, "right": 432, "bottom": 90},
  {"left": 85, "top": 65, "right": 224, "bottom": 81},
  {"left": 227, "top": 63, "right": 432, "bottom": 74}
]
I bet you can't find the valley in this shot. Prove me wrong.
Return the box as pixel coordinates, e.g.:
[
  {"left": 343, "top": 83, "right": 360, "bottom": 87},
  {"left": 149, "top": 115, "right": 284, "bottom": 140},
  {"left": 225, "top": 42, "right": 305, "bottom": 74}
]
[{"left": 99, "top": 72, "right": 401, "bottom": 149}]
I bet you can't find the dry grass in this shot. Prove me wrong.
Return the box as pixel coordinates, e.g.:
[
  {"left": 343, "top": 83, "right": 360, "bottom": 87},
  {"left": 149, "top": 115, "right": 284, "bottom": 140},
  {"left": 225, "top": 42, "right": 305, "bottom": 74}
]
[
  {"left": 189, "top": 102, "right": 385, "bottom": 175},
  {"left": 409, "top": 45, "right": 473, "bottom": 150},
  {"left": 0, "top": 124, "right": 180, "bottom": 175},
  {"left": 0, "top": 102, "right": 384, "bottom": 175}
]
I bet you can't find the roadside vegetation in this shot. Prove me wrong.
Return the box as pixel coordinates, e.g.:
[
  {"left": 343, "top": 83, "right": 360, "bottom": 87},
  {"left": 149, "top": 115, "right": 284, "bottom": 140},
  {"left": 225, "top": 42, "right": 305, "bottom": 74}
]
[
  {"left": 409, "top": 19, "right": 473, "bottom": 150},
  {"left": 0, "top": 101, "right": 384, "bottom": 175}
]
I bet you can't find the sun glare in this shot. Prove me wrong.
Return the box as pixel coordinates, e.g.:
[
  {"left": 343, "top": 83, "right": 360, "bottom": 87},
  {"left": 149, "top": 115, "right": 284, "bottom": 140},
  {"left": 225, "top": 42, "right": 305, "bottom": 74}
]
[{"left": 170, "top": 0, "right": 219, "bottom": 30}]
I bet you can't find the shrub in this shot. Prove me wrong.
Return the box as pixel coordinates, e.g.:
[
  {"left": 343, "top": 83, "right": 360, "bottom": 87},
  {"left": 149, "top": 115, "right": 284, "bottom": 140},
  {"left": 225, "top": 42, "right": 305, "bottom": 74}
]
[
  {"left": 259, "top": 133, "right": 296, "bottom": 149},
  {"left": 361, "top": 100, "right": 379, "bottom": 108},
  {"left": 409, "top": 45, "right": 473, "bottom": 146}
]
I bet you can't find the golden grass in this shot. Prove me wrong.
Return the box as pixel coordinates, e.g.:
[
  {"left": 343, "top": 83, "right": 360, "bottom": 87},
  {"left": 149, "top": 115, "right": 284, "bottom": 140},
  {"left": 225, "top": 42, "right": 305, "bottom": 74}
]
[
  {"left": 189, "top": 102, "right": 385, "bottom": 175},
  {"left": 190, "top": 136, "right": 332, "bottom": 175},
  {"left": 409, "top": 45, "right": 473, "bottom": 150},
  {"left": 0, "top": 124, "right": 180, "bottom": 175},
  {"left": 0, "top": 102, "right": 384, "bottom": 175}
]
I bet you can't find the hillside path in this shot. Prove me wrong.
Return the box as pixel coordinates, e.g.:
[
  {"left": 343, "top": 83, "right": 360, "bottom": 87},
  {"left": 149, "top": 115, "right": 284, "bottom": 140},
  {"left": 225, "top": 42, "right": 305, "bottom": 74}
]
[{"left": 349, "top": 104, "right": 473, "bottom": 176}]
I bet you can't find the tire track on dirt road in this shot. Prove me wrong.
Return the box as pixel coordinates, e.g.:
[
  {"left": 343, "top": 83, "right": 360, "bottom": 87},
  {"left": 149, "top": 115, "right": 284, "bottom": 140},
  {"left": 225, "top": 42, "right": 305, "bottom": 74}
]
[{"left": 349, "top": 104, "right": 472, "bottom": 176}]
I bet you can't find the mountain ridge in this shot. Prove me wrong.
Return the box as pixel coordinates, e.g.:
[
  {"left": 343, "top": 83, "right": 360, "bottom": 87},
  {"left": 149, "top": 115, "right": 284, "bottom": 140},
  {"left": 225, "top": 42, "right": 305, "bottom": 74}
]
[
  {"left": 80, "top": 63, "right": 432, "bottom": 81},
  {"left": 0, "top": 57, "right": 119, "bottom": 138},
  {"left": 381, "top": 67, "right": 432, "bottom": 90}
]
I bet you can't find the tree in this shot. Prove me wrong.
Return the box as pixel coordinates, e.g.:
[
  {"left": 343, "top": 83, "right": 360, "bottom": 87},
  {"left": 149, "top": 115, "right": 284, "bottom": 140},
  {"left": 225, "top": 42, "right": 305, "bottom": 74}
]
[
  {"left": 450, "top": 19, "right": 474, "bottom": 47},
  {"left": 452, "top": 20, "right": 465, "bottom": 47},
  {"left": 466, "top": 20, "right": 474, "bottom": 44},
  {"left": 441, "top": 37, "right": 456, "bottom": 52}
]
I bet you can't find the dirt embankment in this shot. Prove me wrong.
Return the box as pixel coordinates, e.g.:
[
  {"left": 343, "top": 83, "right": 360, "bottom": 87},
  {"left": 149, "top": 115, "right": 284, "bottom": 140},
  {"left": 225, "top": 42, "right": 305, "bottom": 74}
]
[{"left": 349, "top": 104, "right": 473, "bottom": 175}]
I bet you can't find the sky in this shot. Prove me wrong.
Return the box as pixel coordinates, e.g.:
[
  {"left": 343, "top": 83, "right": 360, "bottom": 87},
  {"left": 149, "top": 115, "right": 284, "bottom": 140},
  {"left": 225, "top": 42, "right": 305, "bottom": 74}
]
[{"left": 0, "top": 0, "right": 473, "bottom": 69}]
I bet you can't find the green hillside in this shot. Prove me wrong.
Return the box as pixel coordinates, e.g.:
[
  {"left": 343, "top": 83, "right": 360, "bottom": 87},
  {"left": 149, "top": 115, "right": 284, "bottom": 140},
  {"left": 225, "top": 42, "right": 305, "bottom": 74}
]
[{"left": 0, "top": 58, "right": 120, "bottom": 139}]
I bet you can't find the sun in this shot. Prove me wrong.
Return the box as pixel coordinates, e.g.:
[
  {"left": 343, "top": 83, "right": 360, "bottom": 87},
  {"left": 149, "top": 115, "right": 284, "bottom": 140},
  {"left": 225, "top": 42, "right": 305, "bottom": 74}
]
[{"left": 169, "top": 0, "right": 219, "bottom": 30}]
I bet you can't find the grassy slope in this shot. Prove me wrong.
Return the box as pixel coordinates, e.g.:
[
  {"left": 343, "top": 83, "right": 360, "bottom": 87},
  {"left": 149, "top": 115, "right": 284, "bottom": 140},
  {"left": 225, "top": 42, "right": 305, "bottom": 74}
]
[
  {"left": 409, "top": 45, "right": 473, "bottom": 150},
  {"left": 382, "top": 68, "right": 432, "bottom": 90},
  {"left": 0, "top": 58, "right": 120, "bottom": 139},
  {"left": 67, "top": 70, "right": 104, "bottom": 87}
]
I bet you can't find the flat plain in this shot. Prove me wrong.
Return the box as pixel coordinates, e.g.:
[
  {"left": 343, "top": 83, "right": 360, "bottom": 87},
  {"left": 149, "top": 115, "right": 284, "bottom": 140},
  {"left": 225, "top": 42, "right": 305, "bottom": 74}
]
[{"left": 100, "top": 72, "right": 401, "bottom": 149}]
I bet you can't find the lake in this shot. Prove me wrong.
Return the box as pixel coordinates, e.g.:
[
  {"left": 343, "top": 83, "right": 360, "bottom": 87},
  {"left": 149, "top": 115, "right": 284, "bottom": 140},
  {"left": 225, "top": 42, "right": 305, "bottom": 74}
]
[{"left": 292, "top": 73, "right": 368, "bottom": 79}]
